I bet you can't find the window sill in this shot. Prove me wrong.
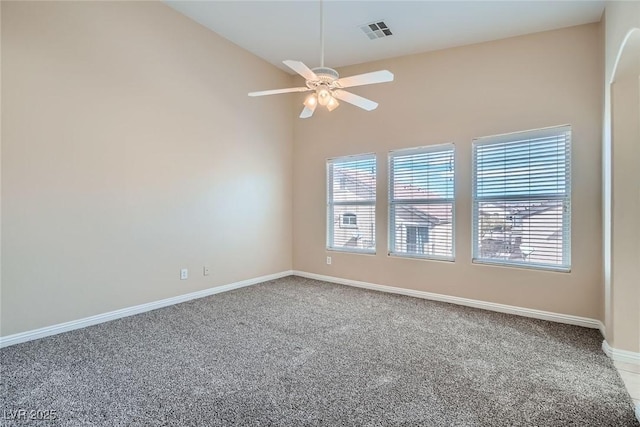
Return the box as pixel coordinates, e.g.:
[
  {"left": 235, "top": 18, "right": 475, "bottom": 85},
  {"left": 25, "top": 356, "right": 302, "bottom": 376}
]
[
  {"left": 472, "top": 259, "right": 571, "bottom": 273},
  {"left": 326, "top": 247, "right": 376, "bottom": 256},
  {"left": 388, "top": 253, "right": 455, "bottom": 263}
]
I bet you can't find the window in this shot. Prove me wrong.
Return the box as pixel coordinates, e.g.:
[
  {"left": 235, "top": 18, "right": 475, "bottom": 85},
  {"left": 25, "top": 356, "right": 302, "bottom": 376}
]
[
  {"left": 327, "top": 154, "right": 376, "bottom": 253},
  {"left": 341, "top": 213, "right": 357, "bottom": 228},
  {"left": 472, "top": 125, "right": 571, "bottom": 271},
  {"left": 389, "top": 144, "right": 455, "bottom": 260}
]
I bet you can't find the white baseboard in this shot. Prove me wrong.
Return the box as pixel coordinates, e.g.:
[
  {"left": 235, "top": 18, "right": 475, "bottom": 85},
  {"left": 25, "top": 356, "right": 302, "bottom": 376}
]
[
  {"left": 0, "top": 270, "right": 293, "bottom": 349},
  {"left": 293, "top": 270, "right": 603, "bottom": 331},
  {"left": 1, "top": 269, "right": 613, "bottom": 355},
  {"left": 602, "top": 340, "right": 640, "bottom": 365},
  {"left": 598, "top": 321, "right": 606, "bottom": 337}
]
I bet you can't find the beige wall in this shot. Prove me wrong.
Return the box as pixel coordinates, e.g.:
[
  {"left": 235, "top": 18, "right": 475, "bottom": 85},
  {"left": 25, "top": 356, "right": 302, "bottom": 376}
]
[
  {"left": 1, "top": 1, "right": 294, "bottom": 336},
  {"left": 0, "top": 1, "right": 3, "bottom": 329},
  {"left": 293, "top": 24, "right": 603, "bottom": 319},
  {"left": 603, "top": 1, "right": 640, "bottom": 352}
]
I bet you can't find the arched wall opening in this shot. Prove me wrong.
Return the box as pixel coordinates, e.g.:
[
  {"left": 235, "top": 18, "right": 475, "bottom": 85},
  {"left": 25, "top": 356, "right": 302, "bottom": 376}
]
[{"left": 607, "top": 27, "right": 640, "bottom": 352}]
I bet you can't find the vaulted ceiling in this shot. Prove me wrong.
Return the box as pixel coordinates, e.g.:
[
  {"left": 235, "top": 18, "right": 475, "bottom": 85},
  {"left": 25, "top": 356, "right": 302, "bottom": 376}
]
[{"left": 166, "top": 1, "right": 605, "bottom": 73}]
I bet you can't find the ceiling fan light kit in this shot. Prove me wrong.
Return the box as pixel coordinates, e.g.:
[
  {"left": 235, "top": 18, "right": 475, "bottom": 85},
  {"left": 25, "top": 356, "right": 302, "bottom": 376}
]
[
  {"left": 304, "top": 93, "right": 318, "bottom": 109},
  {"left": 326, "top": 96, "right": 339, "bottom": 112},
  {"left": 248, "top": 0, "right": 394, "bottom": 119}
]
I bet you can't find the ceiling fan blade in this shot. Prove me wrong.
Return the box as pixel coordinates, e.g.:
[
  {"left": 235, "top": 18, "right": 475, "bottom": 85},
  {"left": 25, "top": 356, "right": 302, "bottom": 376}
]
[
  {"left": 283, "top": 60, "right": 318, "bottom": 81},
  {"left": 333, "top": 90, "right": 378, "bottom": 111},
  {"left": 300, "top": 104, "right": 316, "bottom": 119},
  {"left": 248, "top": 87, "right": 311, "bottom": 97},
  {"left": 337, "top": 70, "right": 394, "bottom": 88}
]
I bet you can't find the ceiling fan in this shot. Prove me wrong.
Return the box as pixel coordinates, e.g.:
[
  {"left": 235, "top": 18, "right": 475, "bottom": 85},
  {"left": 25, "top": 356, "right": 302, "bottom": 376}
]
[{"left": 248, "top": 1, "right": 394, "bottom": 119}]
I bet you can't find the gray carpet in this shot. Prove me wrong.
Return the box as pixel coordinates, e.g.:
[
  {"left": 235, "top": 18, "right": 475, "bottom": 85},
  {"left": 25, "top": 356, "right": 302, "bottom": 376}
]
[{"left": 1, "top": 276, "right": 638, "bottom": 426}]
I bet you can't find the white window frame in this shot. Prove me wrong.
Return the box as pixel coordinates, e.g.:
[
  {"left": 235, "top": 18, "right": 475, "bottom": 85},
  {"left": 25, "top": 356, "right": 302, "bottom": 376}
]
[
  {"left": 472, "top": 125, "right": 571, "bottom": 272},
  {"left": 327, "top": 153, "right": 376, "bottom": 254},
  {"left": 388, "top": 144, "right": 455, "bottom": 261}
]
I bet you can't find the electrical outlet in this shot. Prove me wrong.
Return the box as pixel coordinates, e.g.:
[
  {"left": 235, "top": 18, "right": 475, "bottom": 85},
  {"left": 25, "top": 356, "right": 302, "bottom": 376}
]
[
  {"left": 180, "top": 268, "right": 188, "bottom": 280},
  {"left": 326, "top": 256, "right": 332, "bottom": 265},
  {"left": 203, "top": 266, "right": 210, "bottom": 276}
]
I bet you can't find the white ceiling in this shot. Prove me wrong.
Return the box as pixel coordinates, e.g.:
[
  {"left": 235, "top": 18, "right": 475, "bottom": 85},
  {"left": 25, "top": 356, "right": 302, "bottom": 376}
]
[{"left": 165, "top": 0, "right": 605, "bottom": 73}]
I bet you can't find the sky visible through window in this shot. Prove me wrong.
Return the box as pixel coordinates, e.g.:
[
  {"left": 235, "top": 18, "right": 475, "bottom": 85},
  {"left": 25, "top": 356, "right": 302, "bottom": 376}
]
[
  {"left": 339, "top": 153, "right": 454, "bottom": 198},
  {"left": 475, "top": 136, "right": 568, "bottom": 198},
  {"left": 392, "top": 155, "right": 454, "bottom": 199}
]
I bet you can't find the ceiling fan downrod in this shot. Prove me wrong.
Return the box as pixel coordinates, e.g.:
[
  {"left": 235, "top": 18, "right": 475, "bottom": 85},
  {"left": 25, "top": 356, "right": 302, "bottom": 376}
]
[{"left": 320, "top": 0, "right": 324, "bottom": 68}]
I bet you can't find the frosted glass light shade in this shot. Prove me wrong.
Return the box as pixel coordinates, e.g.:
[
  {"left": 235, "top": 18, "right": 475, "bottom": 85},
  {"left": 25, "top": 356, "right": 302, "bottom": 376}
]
[
  {"left": 327, "top": 96, "right": 339, "bottom": 112},
  {"left": 304, "top": 93, "right": 317, "bottom": 108},
  {"left": 317, "top": 88, "right": 331, "bottom": 106}
]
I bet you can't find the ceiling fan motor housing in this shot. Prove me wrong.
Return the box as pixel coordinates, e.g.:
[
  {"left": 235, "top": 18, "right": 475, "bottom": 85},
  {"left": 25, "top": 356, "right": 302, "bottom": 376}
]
[{"left": 311, "top": 67, "right": 339, "bottom": 84}]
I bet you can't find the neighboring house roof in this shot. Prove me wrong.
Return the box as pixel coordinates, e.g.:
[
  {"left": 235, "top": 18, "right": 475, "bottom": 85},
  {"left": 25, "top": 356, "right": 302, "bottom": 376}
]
[
  {"left": 479, "top": 201, "right": 561, "bottom": 219},
  {"left": 335, "top": 167, "right": 560, "bottom": 233},
  {"left": 334, "top": 168, "right": 376, "bottom": 200},
  {"left": 334, "top": 168, "right": 451, "bottom": 227}
]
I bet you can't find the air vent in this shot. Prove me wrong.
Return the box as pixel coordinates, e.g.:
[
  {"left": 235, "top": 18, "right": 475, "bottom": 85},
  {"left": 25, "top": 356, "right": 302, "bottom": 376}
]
[{"left": 360, "top": 21, "right": 393, "bottom": 40}]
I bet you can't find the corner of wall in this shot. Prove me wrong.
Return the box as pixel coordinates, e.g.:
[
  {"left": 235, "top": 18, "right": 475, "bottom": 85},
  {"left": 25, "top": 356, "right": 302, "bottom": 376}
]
[{"left": 0, "top": 0, "right": 4, "bottom": 336}]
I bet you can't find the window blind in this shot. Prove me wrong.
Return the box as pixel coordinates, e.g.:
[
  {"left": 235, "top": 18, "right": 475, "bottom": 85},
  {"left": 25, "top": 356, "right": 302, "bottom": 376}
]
[
  {"left": 327, "top": 154, "right": 376, "bottom": 253},
  {"left": 472, "top": 126, "right": 571, "bottom": 271},
  {"left": 389, "top": 144, "right": 455, "bottom": 260}
]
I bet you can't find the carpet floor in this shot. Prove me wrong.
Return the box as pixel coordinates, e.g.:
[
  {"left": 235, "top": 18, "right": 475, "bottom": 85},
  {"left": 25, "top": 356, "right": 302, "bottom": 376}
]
[{"left": 1, "top": 276, "right": 638, "bottom": 426}]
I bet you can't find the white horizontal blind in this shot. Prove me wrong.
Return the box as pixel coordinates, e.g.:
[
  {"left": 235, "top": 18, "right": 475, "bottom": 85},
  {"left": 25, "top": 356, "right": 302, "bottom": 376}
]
[
  {"left": 389, "top": 144, "right": 455, "bottom": 260},
  {"left": 327, "top": 154, "right": 376, "bottom": 253},
  {"left": 472, "top": 126, "right": 571, "bottom": 271}
]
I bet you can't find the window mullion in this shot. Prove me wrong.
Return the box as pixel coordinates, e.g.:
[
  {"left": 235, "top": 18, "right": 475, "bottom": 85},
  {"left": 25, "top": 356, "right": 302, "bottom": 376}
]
[{"left": 331, "top": 200, "right": 376, "bottom": 207}]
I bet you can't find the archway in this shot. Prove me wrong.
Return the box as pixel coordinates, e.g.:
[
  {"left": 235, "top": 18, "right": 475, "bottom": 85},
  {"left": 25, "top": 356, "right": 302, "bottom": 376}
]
[{"left": 608, "top": 27, "right": 640, "bottom": 353}]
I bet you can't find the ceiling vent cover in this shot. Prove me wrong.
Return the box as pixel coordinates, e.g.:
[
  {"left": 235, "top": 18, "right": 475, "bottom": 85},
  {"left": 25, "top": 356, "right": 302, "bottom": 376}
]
[{"left": 360, "top": 21, "right": 393, "bottom": 40}]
